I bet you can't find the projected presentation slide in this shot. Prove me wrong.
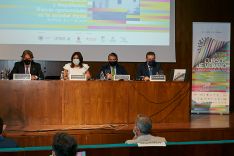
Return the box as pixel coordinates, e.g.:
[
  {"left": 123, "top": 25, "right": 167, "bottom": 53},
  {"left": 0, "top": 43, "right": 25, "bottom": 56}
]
[{"left": 0, "top": 0, "right": 170, "bottom": 45}]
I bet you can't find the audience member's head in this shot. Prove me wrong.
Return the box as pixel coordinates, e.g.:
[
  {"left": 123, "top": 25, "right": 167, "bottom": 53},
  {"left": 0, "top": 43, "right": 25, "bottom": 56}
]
[
  {"left": 52, "top": 132, "right": 77, "bottom": 156},
  {"left": 134, "top": 114, "right": 152, "bottom": 136},
  {"left": 126, "top": 114, "right": 166, "bottom": 144},
  {"left": 0, "top": 117, "right": 18, "bottom": 148},
  {"left": 0, "top": 118, "right": 3, "bottom": 135},
  {"left": 0, "top": 117, "right": 6, "bottom": 135}
]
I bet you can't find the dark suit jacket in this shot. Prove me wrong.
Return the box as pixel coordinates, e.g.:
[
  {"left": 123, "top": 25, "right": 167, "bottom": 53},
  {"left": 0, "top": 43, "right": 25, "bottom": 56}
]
[
  {"left": 97, "top": 63, "right": 128, "bottom": 79},
  {"left": 0, "top": 136, "right": 18, "bottom": 148},
  {"left": 136, "top": 62, "right": 162, "bottom": 80},
  {"left": 9, "top": 61, "right": 44, "bottom": 80}
]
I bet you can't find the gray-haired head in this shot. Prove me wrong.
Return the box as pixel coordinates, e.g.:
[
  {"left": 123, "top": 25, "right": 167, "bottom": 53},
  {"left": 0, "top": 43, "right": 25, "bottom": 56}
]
[{"left": 135, "top": 114, "right": 152, "bottom": 135}]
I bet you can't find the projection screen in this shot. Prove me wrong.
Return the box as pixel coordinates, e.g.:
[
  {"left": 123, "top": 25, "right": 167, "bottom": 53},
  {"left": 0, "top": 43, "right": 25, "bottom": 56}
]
[{"left": 0, "top": 0, "right": 175, "bottom": 62}]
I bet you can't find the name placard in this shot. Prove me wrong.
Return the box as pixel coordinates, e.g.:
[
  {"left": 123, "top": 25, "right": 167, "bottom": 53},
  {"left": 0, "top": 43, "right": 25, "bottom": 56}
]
[
  {"left": 13, "top": 74, "right": 31, "bottom": 80},
  {"left": 150, "top": 75, "right": 166, "bottom": 81},
  {"left": 69, "top": 75, "right": 86, "bottom": 81},
  {"left": 114, "top": 75, "right": 130, "bottom": 81},
  {"left": 138, "top": 142, "right": 166, "bottom": 147}
]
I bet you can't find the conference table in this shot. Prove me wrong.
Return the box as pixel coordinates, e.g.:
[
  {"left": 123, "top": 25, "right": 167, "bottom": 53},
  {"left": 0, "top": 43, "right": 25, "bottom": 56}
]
[{"left": 0, "top": 80, "right": 190, "bottom": 132}]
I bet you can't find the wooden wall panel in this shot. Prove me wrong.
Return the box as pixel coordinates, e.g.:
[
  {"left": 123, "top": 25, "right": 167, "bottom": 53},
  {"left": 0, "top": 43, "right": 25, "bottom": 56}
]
[
  {"left": 0, "top": 81, "right": 63, "bottom": 129},
  {"left": 128, "top": 82, "right": 190, "bottom": 123},
  {"left": 5, "top": 126, "right": 234, "bottom": 147},
  {"left": 63, "top": 81, "right": 129, "bottom": 124},
  {"left": 0, "top": 0, "right": 233, "bottom": 111},
  {"left": 0, "top": 81, "right": 190, "bottom": 132}
]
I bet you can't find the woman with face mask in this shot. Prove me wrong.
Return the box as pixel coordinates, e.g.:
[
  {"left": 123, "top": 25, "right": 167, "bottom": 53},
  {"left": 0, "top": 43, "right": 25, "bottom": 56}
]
[{"left": 63, "top": 52, "right": 91, "bottom": 80}]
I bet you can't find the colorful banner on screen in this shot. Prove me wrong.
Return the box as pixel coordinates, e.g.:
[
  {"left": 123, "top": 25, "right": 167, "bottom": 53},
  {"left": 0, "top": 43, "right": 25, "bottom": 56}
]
[{"left": 192, "top": 22, "right": 230, "bottom": 114}]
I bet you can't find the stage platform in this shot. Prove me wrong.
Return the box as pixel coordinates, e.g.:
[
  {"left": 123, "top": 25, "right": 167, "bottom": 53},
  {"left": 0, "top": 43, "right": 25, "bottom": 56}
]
[{"left": 4, "top": 113, "right": 234, "bottom": 147}]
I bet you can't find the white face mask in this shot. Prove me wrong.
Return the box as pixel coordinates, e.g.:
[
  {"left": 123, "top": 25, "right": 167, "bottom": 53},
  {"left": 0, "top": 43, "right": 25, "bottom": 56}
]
[{"left": 73, "top": 59, "right": 80, "bottom": 65}]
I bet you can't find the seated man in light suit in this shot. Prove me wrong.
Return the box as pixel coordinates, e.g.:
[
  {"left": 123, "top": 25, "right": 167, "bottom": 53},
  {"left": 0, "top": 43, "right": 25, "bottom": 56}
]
[
  {"left": 98, "top": 52, "right": 127, "bottom": 80},
  {"left": 9, "top": 50, "right": 44, "bottom": 80},
  {"left": 136, "top": 51, "right": 162, "bottom": 81},
  {"left": 125, "top": 114, "right": 166, "bottom": 144}
]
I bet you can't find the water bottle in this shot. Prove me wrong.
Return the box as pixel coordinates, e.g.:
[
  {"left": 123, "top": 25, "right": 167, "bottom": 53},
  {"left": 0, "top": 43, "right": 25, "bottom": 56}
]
[
  {"left": 100, "top": 71, "right": 105, "bottom": 80},
  {"left": 0, "top": 70, "right": 4, "bottom": 80},
  {"left": 5, "top": 68, "right": 10, "bottom": 80},
  {"left": 60, "top": 71, "right": 64, "bottom": 80}
]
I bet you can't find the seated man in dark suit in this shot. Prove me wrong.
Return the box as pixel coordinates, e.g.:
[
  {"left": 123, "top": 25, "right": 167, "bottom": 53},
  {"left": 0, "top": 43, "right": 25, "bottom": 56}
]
[
  {"left": 0, "top": 117, "right": 18, "bottom": 148},
  {"left": 136, "top": 51, "right": 162, "bottom": 81},
  {"left": 8, "top": 50, "right": 44, "bottom": 80},
  {"left": 98, "top": 52, "right": 127, "bottom": 80}
]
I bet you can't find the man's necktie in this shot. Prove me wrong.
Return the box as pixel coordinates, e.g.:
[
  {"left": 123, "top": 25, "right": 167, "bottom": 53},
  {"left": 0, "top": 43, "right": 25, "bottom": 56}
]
[
  {"left": 25, "top": 66, "right": 30, "bottom": 74},
  {"left": 111, "top": 66, "right": 115, "bottom": 77},
  {"left": 149, "top": 67, "right": 153, "bottom": 76}
]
